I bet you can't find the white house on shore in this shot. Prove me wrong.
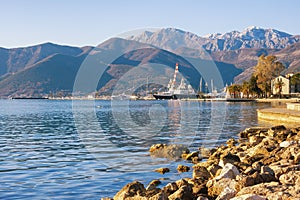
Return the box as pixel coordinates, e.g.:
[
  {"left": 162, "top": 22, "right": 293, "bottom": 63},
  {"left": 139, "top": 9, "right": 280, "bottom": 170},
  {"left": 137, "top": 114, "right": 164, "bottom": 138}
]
[
  {"left": 271, "top": 73, "right": 300, "bottom": 96},
  {"left": 271, "top": 75, "right": 290, "bottom": 95}
]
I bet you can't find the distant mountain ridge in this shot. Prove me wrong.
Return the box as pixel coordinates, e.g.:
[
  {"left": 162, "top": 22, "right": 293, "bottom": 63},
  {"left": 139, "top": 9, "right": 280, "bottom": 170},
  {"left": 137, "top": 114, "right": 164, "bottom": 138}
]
[
  {"left": 0, "top": 27, "right": 300, "bottom": 97},
  {"left": 0, "top": 42, "right": 87, "bottom": 77},
  {"left": 128, "top": 26, "right": 300, "bottom": 52}
]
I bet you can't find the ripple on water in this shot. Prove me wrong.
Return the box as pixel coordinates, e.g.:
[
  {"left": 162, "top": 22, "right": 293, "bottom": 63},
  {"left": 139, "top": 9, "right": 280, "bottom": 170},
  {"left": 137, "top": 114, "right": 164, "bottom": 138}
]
[{"left": 0, "top": 100, "right": 271, "bottom": 199}]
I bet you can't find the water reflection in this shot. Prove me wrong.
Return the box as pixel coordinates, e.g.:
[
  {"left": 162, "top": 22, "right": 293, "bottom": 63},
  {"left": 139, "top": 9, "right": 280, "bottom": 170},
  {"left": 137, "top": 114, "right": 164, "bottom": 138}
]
[{"left": 0, "top": 99, "right": 272, "bottom": 199}]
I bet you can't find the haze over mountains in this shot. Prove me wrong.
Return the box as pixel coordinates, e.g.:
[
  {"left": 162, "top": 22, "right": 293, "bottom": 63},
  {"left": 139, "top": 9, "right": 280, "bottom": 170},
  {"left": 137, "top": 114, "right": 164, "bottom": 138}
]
[{"left": 0, "top": 26, "right": 300, "bottom": 97}]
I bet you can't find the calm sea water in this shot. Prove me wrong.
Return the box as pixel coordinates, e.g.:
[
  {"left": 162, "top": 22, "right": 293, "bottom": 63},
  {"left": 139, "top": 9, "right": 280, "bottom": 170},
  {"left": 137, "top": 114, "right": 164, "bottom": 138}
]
[{"left": 0, "top": 99, "right": 271, "bottom": 199}]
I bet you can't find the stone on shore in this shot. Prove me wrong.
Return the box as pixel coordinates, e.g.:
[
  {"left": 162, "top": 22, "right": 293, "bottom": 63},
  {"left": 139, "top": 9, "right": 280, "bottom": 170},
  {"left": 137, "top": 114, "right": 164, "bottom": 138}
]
[
  {"left": 146, "top": 180, "right": 161, "bottom": 191},
  {"left": 177, "top": 164, "right": 190, "bottom": 173},
  {"left": 215, "top": 163, "right": 240, "bottom": 180},
  {"left": 149, "top": 144, "right": 189, "bottom": 160},
  {"left": 207, "top": 178, "right": 237, "bottom": 197},
  {"left": 216, "top": 186, "right": 237, "bottom": 200},
  {"left": 192, "top": 164, "right": 210, "bottom": 180},
  {"left": 184, "top": 151, "right": 199, "bottom": 160},
  {"left": 113, "top": 181, "right": 146, "bottom": 199},
  {"left": 219, "top": 152, "right": 241, "bottom": 167},
  {"left": 235, "top": 181, "right": 300, "bottom": 199},
  {"left": 168, "top": 185, "right": 194, "bottom": 200},
  {"left": 231, "top": 194, "right": 267, "bottom": 200},
  {"left": 279, "top": 170, "right": 300, "bottom": 185},
  {"left": 199, "top": 147, "right": 215, "bottom": 159},
  {"left": 154, "top": 167, "right": 170, "bottom": 174},
  {"left": 113, "top": 126, "right": 300, "bottom": 200},
  {"left": 163, "top": 182, "right": 178, "bottom": 195}
]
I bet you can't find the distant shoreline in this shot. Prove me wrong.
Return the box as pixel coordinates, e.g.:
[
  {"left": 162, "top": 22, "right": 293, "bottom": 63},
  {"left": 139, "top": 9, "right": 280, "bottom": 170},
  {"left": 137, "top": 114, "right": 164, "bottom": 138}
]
[{"left": 3, "top": 97, "right": 299, "bottom": 103}]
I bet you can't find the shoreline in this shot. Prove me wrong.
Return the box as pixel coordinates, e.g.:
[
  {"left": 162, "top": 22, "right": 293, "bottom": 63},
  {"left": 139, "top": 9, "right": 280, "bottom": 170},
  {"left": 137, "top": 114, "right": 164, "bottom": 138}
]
[
  {"left": 2, "top": 97, "right": 299, "bottom": 103},
  {"left": 108, "top": 125, "right": 300, "bottom": 200}
]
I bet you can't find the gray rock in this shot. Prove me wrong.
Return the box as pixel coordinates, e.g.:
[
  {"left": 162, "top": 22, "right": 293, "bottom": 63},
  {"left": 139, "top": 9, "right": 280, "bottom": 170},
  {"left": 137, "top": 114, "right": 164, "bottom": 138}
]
[
  {"left": 216, "top": 187, "right": 237, "bottom": 200},
  {"left": 231, "top": 194, "right": 267, "bottom": 200},
  {"left": 207, "top": 178, "right": 237, "bottom": 197},
  {"left": 279, "top": 140, "right": 296, "bottom": 148},
  {"left": 215, "top": 163, "right": 240, "bottom": 180}
]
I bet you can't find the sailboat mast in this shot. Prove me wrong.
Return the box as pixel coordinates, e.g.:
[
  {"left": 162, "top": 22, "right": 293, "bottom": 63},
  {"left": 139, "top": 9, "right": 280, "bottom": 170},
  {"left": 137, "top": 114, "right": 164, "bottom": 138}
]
[
  {"left": 146, "top": 76, "right": 149, "bottom": 94},
  {"left": 199, "top": 77, "right": 202, "bottom": 92}
]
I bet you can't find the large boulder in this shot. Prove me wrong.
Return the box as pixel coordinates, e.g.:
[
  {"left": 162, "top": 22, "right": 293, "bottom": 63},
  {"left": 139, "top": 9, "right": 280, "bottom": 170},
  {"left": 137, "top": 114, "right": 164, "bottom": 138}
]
[
  {"left": 231, "top": 194, "right": 266, "bottom": 200},
  {"left": 215, "top": 163, "right": 240, "bottom": 180},
  {"left": 236, "top": 182, "right": 294, "bottom": 199},
  {"left": 216, "top": 187, "right": 237, "bottom": 200},
  {"left": 193, "top": 165, "right": 210, "bottom": 180},
  {"left": 239, "top": 127, "right": 268, "bottom": 138},
  {"left": 114, "top": 181, "right": 146, "bottom": 200},
  {"left": 207, "top": 178, "right": 237, "bottom": 197},
  {"left": 149, "top": 191, "right": 168, "bottom": 200},
  {"left": 280, "top": 143, "right": 300, "bottom": 164},
  {"left": 269, "top": 163, "right": 300, "bottom": 179},
  {"left": 177, "top": 164, "right": 190, "bottom": 173},
  {"left": 168, "top": 185, "right": 195, "bottom": 200},
  {"left": 154, "top": 167, "right": 170, "bottom": 174},
  {"left": 149, "top": 144, "right": 189, "bottom": 160},
  {"left": 219, "top": 152, "right": 241, "bottom": 167},
  {"left": 163, "top": 182, "right": 178, "bottom": 196},
  {"left": 236, "top": 171, "right": 277, "bottom": 191},
  {"left": 279, "top": 170, "right": 300, "bottom": 185}
]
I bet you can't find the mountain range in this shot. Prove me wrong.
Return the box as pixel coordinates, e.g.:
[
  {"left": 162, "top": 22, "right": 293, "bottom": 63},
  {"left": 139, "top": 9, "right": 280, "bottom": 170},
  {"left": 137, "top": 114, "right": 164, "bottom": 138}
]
[{"left": 0, "top": 26, "right": 300, "bottom": 97}]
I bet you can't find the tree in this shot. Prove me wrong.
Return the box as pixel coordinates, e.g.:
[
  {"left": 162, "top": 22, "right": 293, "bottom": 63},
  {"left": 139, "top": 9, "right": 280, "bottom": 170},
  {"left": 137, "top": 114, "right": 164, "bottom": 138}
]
[
  {"left": 253, "top": 55, "right": 285, "bottom": 97},
  {"left": 241, "top": 81, "right": 250, "bottom": 98},
  {"left": 274, "top": 78, "right": 285, "bottom": 98},
  {"left": 248, "top": 75, "right": 261, "bottom": 97},
  {"left": 228, "top": 84, "right": 242, "bottom": 98},
  {"left": 291, "top": 73, "right": 300, "bottom": 93}
]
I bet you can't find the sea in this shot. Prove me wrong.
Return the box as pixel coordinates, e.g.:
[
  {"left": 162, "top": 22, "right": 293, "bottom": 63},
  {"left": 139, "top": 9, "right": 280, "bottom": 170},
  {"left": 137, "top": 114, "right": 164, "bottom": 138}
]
[{"left": 0, "top": 99, "right": 271, "bottom": 199}]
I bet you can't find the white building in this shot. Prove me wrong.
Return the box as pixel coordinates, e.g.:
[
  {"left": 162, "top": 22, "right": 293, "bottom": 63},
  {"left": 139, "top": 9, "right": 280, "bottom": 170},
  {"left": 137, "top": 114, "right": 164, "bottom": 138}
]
[{"left": 271, "top": 75, "right": 290, "bottom": 95}]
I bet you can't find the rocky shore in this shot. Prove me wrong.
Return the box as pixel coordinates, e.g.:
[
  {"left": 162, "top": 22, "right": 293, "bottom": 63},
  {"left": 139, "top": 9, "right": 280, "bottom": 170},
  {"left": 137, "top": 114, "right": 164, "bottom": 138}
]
[{"left": 108, "top": 125, "right": 300, "bottom": 200}]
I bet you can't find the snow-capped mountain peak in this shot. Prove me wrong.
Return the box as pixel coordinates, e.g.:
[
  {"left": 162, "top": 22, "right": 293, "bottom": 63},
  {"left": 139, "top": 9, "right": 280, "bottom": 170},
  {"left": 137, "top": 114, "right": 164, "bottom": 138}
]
[{"left": 128, "top": 27, "right": 299, "bottom": 52}]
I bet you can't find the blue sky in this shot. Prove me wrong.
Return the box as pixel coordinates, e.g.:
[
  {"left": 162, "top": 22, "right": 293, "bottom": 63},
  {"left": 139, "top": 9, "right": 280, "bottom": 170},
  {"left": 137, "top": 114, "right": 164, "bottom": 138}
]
[{"left": 0, "top": 0, "right": 299, "bottom": 48}]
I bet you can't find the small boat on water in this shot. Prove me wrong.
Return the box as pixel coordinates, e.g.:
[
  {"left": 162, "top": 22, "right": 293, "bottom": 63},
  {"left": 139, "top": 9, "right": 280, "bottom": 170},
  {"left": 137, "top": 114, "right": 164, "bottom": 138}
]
[{"left": 153, "top": 63, "right": 198, "bottom": 100}]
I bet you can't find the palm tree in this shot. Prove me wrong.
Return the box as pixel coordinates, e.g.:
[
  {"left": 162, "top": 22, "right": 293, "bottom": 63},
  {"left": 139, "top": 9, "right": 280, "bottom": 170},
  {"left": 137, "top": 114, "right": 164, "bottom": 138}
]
[
  {"left": 241, "top": 81, "right": 250, "bottom": 98},
  {"left": 274, "top": 78, "right": 285, "bottom": 98},
  {"left": 228, "top": 84, "right": 242, "bottom": 98}
]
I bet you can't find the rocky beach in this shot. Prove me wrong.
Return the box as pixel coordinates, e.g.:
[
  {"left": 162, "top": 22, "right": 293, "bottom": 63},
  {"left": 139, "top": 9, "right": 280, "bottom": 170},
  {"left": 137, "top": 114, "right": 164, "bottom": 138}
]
[{"left": 108, "top": 125, "right": 300, "bottom": 200}]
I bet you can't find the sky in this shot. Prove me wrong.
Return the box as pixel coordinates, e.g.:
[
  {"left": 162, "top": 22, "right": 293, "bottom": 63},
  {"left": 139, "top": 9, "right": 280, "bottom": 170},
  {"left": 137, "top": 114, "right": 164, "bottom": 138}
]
[{"left": 0, "top": 0, "right": 299, "bottom": 48}]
